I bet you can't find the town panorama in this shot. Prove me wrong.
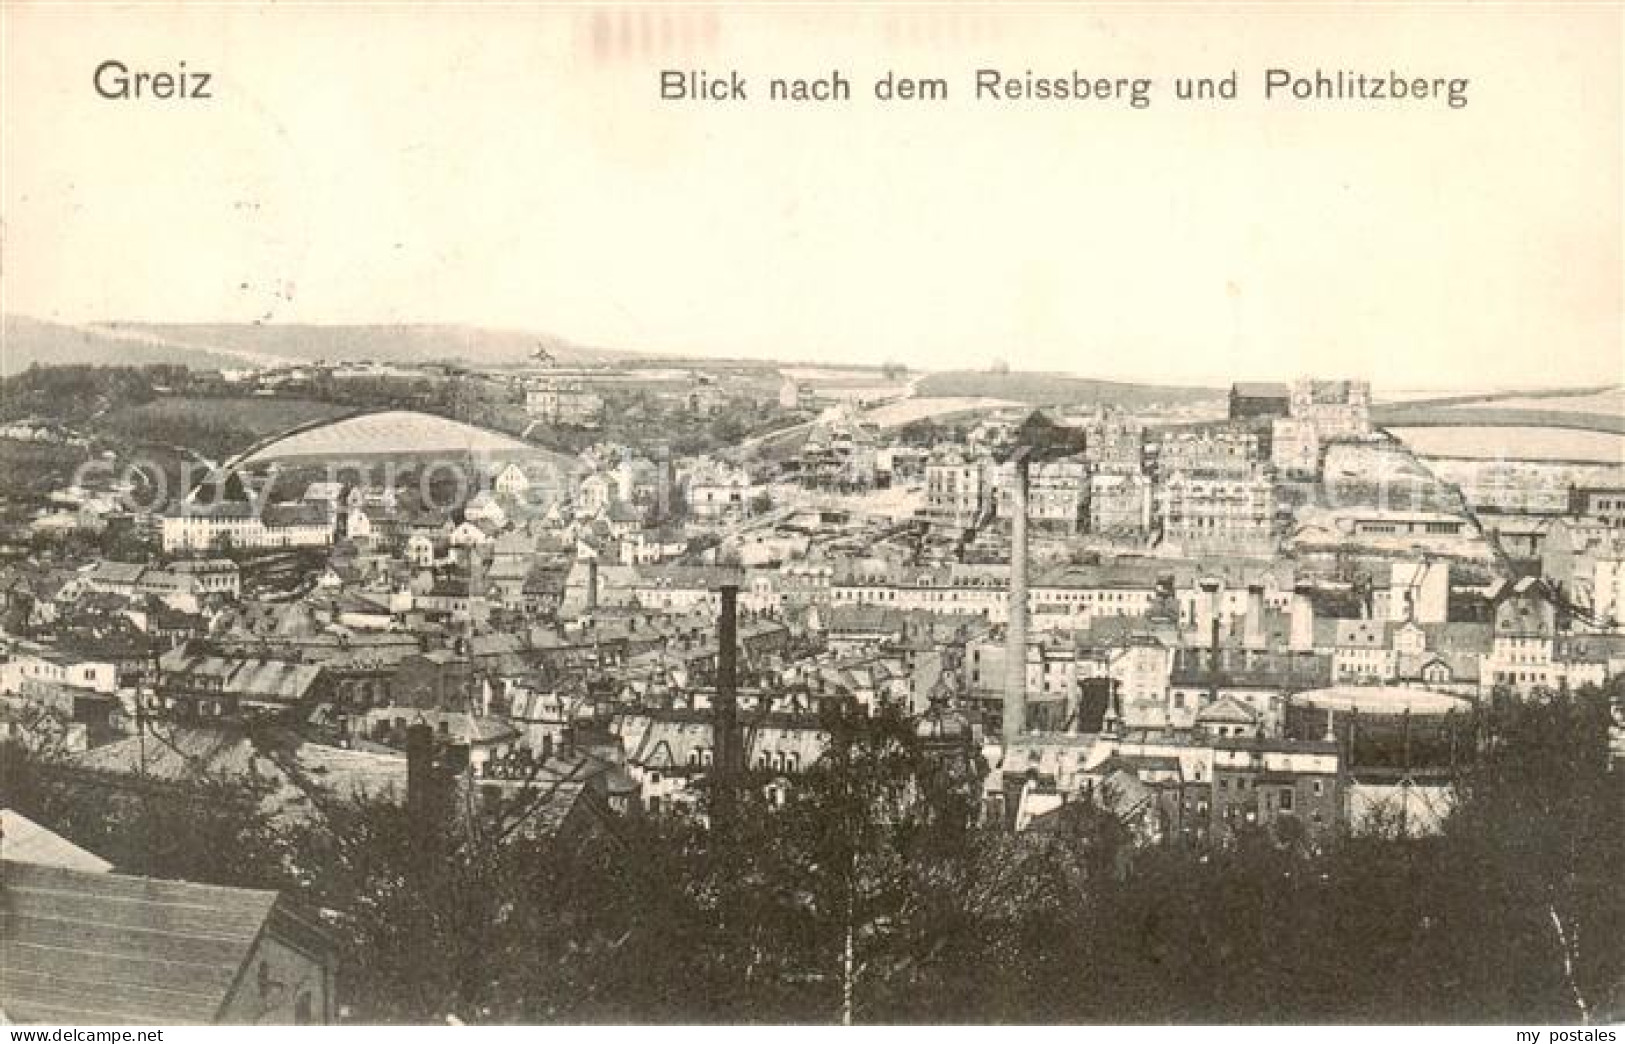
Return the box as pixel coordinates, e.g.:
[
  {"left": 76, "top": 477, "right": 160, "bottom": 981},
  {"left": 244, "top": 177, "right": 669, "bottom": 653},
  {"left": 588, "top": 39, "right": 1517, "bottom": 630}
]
[{"left": 1, "top": 330, "right": 1622, "bottom": 1025}]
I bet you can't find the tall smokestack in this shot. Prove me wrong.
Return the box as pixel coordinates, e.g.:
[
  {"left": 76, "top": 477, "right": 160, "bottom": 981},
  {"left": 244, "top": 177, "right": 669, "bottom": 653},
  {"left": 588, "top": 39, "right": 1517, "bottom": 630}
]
[
  {"left": 585, "top": 558, "right": 599, "bottom": 614},
  {"left": 1003, "top": 455, "right": 1030, "bottom": 747},
  {"left": 1201, "top": 580, "right": 1222, "bottom": 705},
  {"left": 715, "top": 584, "right": 741, "bottom": 810},
  {"left": 406, "top": 721, "right": 434, "bottom": 814}
]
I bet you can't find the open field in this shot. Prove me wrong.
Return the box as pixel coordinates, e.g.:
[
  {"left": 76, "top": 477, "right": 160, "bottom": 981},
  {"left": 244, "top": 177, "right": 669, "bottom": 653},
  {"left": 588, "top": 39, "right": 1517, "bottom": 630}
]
[
  {"left": 1444, "top": 387, "right": 1625, "bottom": 416},
  {"left": 1373, "top": 384, "right": 1625, "bottom": 433},
  {"left": 862, "top": 396, "right": 1018, "bottom": 428},
  {"left": 1371, "top": 388, "right": 1497, "bottom": 404},
  {"left": 236, "top": 409, "right": 569, "bottom": 466},
  {"left": 1375, "top": 406, "right": 1625, "bottom": 433},
  {"left": 104, "top": 396, "right": 354, "bottom": 435},
  {"left": 96, "top": 396, "right": 356, "bottom": 461},
  {"left": 1391, "top": 425, "right": 1625, "bottom": 463},
  {"left": 779, "top": 367, "right": 889, "bottom": 381},
  {"left": 915, "top": 371, "right": 1219, "bottom": 410}
]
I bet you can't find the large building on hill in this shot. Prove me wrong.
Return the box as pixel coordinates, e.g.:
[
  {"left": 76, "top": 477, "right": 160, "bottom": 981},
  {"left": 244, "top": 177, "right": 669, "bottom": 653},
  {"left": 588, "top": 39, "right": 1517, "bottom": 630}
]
[
  {"left": 1289, "top": 378, "right": 1371, "bottom": 439},
  {"left": 1229, "top": 382, "right": 1292, "bottom": 420},
  {"left": 525, "top": 377, "right": 605, "bottom": 426}
]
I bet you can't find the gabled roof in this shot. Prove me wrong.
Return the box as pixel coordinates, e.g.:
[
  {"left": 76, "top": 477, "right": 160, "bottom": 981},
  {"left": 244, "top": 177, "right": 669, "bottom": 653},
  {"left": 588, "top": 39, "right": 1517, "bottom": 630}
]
[
  {"left": 1197, "top": 694, "right": 1259, "bottom": 725},
  {"left": 0, "top": 861, "right": 283, "bottom": 1024},
  {"left": 0, "top": 808, "right": 112, "bottom": 873},
  {"left": 158, "top": 650, "right": 325, "bottom": 705},
  {"left": 85, "top": 560, "right": 146, "bottom": 586}
]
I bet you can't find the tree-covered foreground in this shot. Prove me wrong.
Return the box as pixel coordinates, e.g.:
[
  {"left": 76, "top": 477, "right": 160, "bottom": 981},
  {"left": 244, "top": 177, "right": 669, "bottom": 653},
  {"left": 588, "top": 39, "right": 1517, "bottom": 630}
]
[{"left": 3, "top": 686, "right": 1621, "bottom": 1025}]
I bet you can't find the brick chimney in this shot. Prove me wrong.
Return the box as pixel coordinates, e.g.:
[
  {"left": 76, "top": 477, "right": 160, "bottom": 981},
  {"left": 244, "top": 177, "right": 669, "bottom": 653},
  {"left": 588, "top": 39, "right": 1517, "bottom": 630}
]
[
  {"left": 1002, "top": 455, "right": 1030, "bottom": 749},
  {"left": 714, "top": 584, "right": 742, "bottom": 820},
  {"left": 403, "top": 720, "right": 450, "bottom": 867}
]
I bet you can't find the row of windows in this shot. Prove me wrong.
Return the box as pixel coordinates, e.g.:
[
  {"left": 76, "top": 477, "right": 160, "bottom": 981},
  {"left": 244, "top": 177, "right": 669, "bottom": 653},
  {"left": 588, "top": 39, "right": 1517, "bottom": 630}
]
[
  {"left": 1218, "top": 778, "right": 1325, "bottom": 799},
  {"left": 677, "top": 747, "right": 802, "bottom": 774}
]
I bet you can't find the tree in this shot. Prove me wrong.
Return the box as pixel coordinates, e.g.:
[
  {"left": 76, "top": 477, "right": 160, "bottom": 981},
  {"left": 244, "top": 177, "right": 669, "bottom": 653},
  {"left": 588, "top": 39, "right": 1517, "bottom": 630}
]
[
  {"left": 0, "top": 738, "right": 296, "bottom": 891},
  {"left": 695, "top": 701, "right": 983, "bottom": 1023},
  {"left": 1424, "top": 684, "right": 1625, "bottom": 1023}
]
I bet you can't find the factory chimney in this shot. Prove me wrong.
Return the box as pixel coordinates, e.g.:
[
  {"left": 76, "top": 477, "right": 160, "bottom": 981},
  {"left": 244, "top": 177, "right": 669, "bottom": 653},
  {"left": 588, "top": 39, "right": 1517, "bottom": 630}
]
[
  {"left": 1002, "top": 454, "right": 1031, "bottom": 749},
  {"left": 714, "top": 583, "right": 742, "bottom": 820},
  {"left": 1201, "top": 580, "right": 1223, "bottom": 705},
  {"left": 404, "top": 720, "right": 448, "bottom": 869},
  {"left": 406, "top": 721, "right": 435, "bottom": 818}
]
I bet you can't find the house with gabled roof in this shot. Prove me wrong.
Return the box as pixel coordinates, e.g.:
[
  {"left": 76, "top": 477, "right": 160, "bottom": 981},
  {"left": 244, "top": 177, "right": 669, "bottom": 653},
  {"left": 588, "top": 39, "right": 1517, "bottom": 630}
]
[{"left": 0, "top": 859, "right": 336, "bottom": 1024}]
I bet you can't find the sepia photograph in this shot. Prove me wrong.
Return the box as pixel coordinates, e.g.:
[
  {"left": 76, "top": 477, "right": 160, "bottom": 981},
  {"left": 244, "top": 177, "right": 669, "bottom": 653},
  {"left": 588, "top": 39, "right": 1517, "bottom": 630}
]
[{"left": 0, "top": 0, "right": 1621, "bottom": 1031}]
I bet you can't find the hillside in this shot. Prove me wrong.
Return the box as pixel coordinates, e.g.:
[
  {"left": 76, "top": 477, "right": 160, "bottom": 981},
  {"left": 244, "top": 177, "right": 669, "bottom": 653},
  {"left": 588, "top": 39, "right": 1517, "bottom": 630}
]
[
  {"left": 914, "top": 370, "right": 1221, "bottom": 409},
  {"left": 1, "top": 315, "right": 250, "bottom": 375},
  {"left": 105, "top": 322, "right": 637, "bottom": 369},
  {"left": 1371, "top": 384, "right": 1625, "bottom": 435},
  {"left": 96, "top": 397, "right": 358, "bottom": 462},
  {"left": 0, "top": 315, "right": 638, "bottom": 375}
]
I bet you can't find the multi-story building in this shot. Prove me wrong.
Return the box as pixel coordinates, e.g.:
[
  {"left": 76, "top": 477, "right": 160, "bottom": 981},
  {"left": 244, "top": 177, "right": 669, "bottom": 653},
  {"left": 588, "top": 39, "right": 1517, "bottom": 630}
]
[
  {"left": 1155, "top": 472, "right": 1275, "bottom": 554},
  {"left": 1271, "top": 417, "right": 1320, "bottom": 478},
  {"left": 168, "top": 558, "right": 241, "bottom": 598},
  {"left": 1568, "top": 484, "right": 1625, "bottom": 528},
  {"left": 833, "top": 562, "right": 1009, "bottom": 620},
  {"left": 1081, "top": 409, "right": 1145, "bottom": 474},
  {"left": 1208, "top": 737, "right": 1342, "bottom": 837},
  {"left": 2, "top": 644, "right": 121, "bottom": 697},
  {"left": 924, "top": 451, "right": 987, "bottom": 530},
  {"left": 1328, "top": 619, "right": 1398, "bottom": 682},
  {"left": 1155, "top": 428, "right": 1263, "bottom": 478},
  {"left": 525, "top": 377, "right": 605, "bottom": 426},
  {"left": 161, "top": 501, "right": 334, "bottom": 553},
  {"left": 1480, "top": 577, "right": 1583, "bottom": 695},
  {"left": 1088, "top": 471, "right": 1153, "bottom": 538},
  {"left": 1228, "top": 382, "right": 1292, "bottom": 421},
  {"left": 1029, "top": 563, "right": 1163, "bottom": 628},
  {"left": 1289, "top": 378, "right": 1371, "bottom": 439},
  {"left": 686, "top": 462, "right": 760, "bottom": 522},
  {"left": 991, "top": 458, "right": 1088, "bottom": 534}
]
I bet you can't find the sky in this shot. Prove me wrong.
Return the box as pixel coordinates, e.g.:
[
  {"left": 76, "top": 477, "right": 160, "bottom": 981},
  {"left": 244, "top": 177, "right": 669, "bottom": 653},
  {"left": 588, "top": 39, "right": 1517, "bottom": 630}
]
[{"left": 2, "top": 3, "right": 1621, "bottom": 388}]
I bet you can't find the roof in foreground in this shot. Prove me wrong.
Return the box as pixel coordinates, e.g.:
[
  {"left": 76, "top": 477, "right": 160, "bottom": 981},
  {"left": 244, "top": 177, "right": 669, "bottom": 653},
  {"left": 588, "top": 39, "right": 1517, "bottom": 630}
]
[
  {"left": 236, "top": 409, "right": 570, "bottom": 466},
  {"left": 0, "top": 808, "right": 113, "bottom": 873},
  {"left": 0, "top": 860, "right": 279, "bottom": 1024}
]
